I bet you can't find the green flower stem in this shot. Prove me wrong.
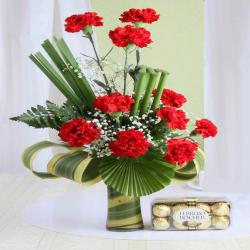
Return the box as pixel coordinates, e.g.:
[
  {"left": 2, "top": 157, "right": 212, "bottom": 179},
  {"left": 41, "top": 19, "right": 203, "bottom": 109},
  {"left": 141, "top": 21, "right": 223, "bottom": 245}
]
[
  {"left": 151, "top": 70, "right": 170, "bottom": 110},
  {"left": 131, "top": 66, "right": 149, "bottom": 115},
  {"left": 136, "top": 49, "right": 141, "bottom": 66},
  {"left": 140, "top": 68, "right": 159, "bottom": 115},
  {"left": 123, "top": 49, "right": 129, "bottom": 94},
  {"left": 88, "top": 34, "right": 109, "bottom": 86}
]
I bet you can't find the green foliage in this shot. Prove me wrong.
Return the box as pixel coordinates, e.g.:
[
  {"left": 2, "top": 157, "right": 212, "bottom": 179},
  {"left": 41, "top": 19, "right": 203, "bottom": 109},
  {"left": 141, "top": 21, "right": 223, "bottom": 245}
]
[
  {"left": 22, "top": 140, "right": 101, "bottom": 186},
  {"left": 131, "top": 66, "right": 169, "bottom": 115},
  {"left": 173, "top": 160, "right": 199, "bottom": 181},
  {"left": 29, "top": 38, "right": 96, "bottom": 109},
  {"left": 22, "top": 140, "right": 69, "bottom": 179},
  {"left": 10, "top": 101, "right": 83, "bottom": 130},
  {"left": 98, "top": 155, "right": 175, "bottom": 197}
]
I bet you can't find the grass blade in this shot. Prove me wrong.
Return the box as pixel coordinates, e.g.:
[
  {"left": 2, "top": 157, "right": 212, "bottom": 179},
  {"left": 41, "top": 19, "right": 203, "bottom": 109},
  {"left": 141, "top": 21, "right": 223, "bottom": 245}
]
[
  {"left": 29, "top": 54, "right": 82, "bottom": 107},
  {"left": 53, "top": 37, "right": 96, "bottom": 102}
]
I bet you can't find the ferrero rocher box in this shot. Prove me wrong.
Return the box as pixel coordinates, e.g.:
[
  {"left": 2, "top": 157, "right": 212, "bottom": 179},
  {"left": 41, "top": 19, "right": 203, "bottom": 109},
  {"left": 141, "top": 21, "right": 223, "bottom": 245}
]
[{"left": 152, "top": 197, "right": 231, "bottom": 231}]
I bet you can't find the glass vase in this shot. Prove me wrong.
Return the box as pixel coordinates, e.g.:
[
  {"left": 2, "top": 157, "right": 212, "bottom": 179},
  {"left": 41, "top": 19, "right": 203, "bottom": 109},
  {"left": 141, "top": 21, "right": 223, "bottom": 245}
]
[{"left": 106, "top": 186, "right": 144, "bottom": 231}]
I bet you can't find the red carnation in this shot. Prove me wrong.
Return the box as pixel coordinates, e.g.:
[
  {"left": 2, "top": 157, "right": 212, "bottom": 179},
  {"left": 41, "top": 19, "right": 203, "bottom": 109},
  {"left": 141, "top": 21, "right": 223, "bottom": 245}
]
[
  {"left": 109, "top": 25, "right": 152, "bottom": 48},
  {"left": 93, "top": 93, "right": 135, "bottom": 114},
  {"left": 153, "top": 89, "right": 187, "bottom": 108},
  {"left": 65, "top": 12, "right": 103, "bottom": 33},
  {"left": 59, "top": 118, "right": 100, "bottom": 147},
  {"left": 109, "top": 129, "right": 150, "bottom": 158},
  {"left": 65, "top": 15, "right": 85, "bottom": 33},
  {"left": 156, "top": 107, "right": 189, "bottom": 130},
  {"left": 119, "top": 8, "right": 160, "bottom": 24},
  {"left": 80, "top": 12, "right": 103, "bottom": 27},
  {"left": 164, "top": 139, "right": 198, "bottom": 166},
  {"left": 195, "top": 119, "right": 218, "bottom": 138}
]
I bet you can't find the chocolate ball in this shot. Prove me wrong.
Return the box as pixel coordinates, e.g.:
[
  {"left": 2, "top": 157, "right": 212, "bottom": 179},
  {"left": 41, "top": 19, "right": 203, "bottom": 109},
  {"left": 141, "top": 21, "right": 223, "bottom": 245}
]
[
  {"left": 211, "top": 203, "right": 230, "bottom": 216},
  {"left": 153, "top": 217, "right": 170, "bottom": 230},
  {"left": 152, "top": 204, "right": 171, "bottom": 217},
  {"left": 172, "top": 204, "right": 188, "bottom": 213},
  {"left": 212, "top": 216, "right": 230, "bottom": 229},
  {"left": 197, "top": 217, "right": 212, "bottom": 230},
  {"left": 196, "top": 203, "right": 211, "bottom": 213}
]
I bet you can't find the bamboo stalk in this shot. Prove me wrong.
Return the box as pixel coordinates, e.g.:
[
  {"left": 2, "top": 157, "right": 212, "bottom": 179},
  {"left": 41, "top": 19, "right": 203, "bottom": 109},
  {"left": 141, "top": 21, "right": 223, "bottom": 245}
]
[
  {"left": 151, "top": 70, "right": 170, "bottom": 110},
  {"left": 131, "top": 66, "right": 149, "bottom": 116},
  {"left": 140, "top": 68, "right": 159, "bottom": 115}
]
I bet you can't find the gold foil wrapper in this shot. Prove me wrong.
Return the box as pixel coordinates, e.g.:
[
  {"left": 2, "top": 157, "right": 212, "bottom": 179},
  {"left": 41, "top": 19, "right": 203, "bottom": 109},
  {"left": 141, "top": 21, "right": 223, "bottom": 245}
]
[
  {"left": 197, "top": 217, "right": 212, "bottom": 230},
  {"left": 196, "top": 203, "right": 211, "bottom": 213},
  {"left": 212, "top": 216, "right": 230, "bottom": 229},
  {"left": 172, "top": 204, "right": 188, "bottom": 213},
  {"left": 152, "top": 205, "right": 171, "bottom": 217},
  {"left": 211, "top": 202, "right": 230, "bottom": 216},
  {"left": 153, "top": 217, "right": 170, "bottom": 230}
]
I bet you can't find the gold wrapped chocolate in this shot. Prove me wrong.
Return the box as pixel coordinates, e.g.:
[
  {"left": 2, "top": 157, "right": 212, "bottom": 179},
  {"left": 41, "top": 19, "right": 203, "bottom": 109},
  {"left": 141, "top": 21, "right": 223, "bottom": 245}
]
[
  {"left": 197, "top": 217, "right": 212, "bottom": 230},
  {"left": 152, "top": 204, "right": 171, "bottom": 217},
  {"left": 211, "top": 202, "right": 230, "bottom": 216},
  {"left": 196, "top": 203, "right": 211, "bottom": 213},
  {"left": 172, "top": 204, "right": 188, "bottom": 213},
  {"left": 212, "top": 216, "right": 230, "bottom": 229},
  {"left": 153, "top": 217, "right": 170, "bottom": 230}
]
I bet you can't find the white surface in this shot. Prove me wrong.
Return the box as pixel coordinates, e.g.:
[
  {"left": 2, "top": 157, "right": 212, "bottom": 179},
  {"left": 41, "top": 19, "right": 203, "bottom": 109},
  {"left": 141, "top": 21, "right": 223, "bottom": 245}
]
[
  {"left": 22, "top": 183, "right": 250, "bottom": 241},
  {"left": 2, "top": 174, "right": 250, "bottom": 250},
  {"left": 204, "top": 0, "right": 250, "bottom": 193}
]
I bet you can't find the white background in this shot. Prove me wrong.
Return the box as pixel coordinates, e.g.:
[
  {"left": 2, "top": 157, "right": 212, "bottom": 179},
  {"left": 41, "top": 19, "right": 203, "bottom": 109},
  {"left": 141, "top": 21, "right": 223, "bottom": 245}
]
[{"left": 0, "top": 0, "right": 249, "bottom": 193}]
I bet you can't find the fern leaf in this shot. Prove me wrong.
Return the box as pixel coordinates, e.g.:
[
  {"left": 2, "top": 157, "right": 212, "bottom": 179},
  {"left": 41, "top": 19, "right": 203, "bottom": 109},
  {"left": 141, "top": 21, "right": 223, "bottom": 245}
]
[{"left": 10, "top": 101, "right": 83, "bottom": 130}]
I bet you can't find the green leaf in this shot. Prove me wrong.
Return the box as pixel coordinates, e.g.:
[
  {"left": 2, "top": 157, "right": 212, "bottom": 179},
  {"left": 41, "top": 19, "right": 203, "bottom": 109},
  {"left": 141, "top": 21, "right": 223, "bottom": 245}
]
[
  {"left": 81, "top": 158, "right": 101, "bottom": 185},
  {"left": 53, "top": 37, "right": 96, "bottom": 105},
  {"left": 22, "top": 140, "right": 70, "bottom": 178},
  {"left": 10, "top": 101, "right": 83, "bottom": 130},
  {"left": 42, "top": 40, "right": 90, "bottom": 105},
  {"left": 98, "top": 156, "right": 175, "bottom": 197},
  {"left": 93, "top": 79, "right": 108, "bottom": 90},
  {"left": 173, "top": 160, "right": 199, "bottom": 181},
  {"left": 29, "top": 54, "right": 82, "bottom": 107},
  {"left": 47, "top": 150, "right": 101, "bottom": 185},
  {"left": 30, "top": 37, "right": 98, "bottom": 109},
  {"left": 22, "top": 140, "right": 101, "bottom": 185},
  {"left": 195, "top": 147, "right": 206, "bottom": 171}
]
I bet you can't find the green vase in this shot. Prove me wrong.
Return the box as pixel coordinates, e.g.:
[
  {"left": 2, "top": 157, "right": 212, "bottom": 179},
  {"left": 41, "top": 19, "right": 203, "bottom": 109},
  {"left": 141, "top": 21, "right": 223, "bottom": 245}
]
[{"left": 106, "top": 186, "right": 144, "bottom": 231}]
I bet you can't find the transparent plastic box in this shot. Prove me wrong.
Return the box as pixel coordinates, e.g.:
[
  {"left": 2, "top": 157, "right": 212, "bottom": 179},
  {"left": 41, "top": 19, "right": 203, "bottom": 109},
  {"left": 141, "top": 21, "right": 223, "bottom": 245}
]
[{"left": 151, "top": 197, "right": 231, "bottom": 231}]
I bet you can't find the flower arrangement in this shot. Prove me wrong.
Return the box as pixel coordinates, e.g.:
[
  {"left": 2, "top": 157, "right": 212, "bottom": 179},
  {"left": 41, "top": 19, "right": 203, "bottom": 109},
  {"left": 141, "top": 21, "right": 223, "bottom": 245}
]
[{"left": 11, "top": 8, "right": 217, "bottom": 231}]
